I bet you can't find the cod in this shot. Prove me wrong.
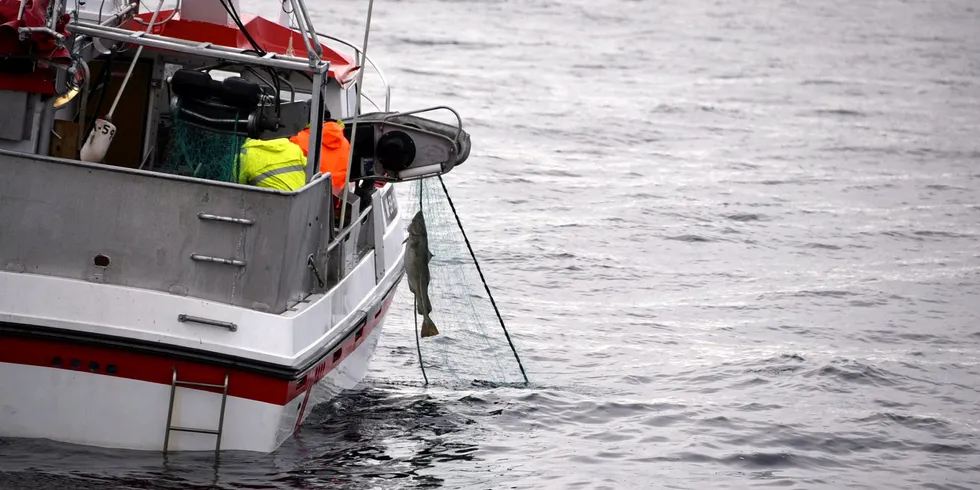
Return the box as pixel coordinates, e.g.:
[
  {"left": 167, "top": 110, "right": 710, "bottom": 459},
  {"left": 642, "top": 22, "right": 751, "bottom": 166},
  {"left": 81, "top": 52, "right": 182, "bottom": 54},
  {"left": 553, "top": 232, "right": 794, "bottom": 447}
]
[{"left": 404, "top": 210, "right": 439, "bottom": 337}]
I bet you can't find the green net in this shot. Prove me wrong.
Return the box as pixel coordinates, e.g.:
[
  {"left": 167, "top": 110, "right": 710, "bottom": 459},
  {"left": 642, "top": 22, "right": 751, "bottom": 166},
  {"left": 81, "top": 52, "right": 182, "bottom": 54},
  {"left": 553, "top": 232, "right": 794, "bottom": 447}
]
[
  {"left": 159, "top": 105, "right": 246, "bottom": 182},
  {"left": 392, "top": 177, "right": 530, "bottom": 388}
]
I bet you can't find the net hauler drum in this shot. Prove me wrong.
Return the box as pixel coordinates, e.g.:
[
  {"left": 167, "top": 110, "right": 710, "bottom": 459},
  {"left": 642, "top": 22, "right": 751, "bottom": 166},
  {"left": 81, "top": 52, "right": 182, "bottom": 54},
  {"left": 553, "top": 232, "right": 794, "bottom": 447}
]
[{"left": 342, "top": 107, "right": 472, "bottom": 183}]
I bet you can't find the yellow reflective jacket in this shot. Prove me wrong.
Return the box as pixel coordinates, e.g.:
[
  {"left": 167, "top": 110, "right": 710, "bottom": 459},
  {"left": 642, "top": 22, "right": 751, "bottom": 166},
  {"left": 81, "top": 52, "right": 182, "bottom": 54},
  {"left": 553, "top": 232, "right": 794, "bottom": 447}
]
[{"left": 238, "top": 138, "right": 307, "bottom": 191}]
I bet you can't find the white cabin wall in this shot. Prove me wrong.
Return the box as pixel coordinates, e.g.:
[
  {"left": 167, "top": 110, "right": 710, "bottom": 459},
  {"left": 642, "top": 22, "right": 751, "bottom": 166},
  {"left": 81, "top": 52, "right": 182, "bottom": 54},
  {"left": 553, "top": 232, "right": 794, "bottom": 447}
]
[
  {"left": 321, "top": 78, "right": 347, "bottom": 120},
  {"left": 345, "top": 83, "right": 358, "bottom": 118},
  {"left": 0, "top": 91, "right": 48, "bottom": 155},
  {"left": 180, "top": 0, "right": 239, "bottom": 26}
]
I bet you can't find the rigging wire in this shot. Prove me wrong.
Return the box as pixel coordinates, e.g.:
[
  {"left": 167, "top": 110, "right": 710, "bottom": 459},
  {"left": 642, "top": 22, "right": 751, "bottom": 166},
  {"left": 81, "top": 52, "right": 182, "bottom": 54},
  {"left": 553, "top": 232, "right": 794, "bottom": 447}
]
[
  {"left": 215, "top": 0, "right": 282, "bottom": 113},
  {"left": 339, "top": 0, "right": 374, "bottom": 231},
  {"left": 414, "top": 182, "right": 430, "bottom": 384}
]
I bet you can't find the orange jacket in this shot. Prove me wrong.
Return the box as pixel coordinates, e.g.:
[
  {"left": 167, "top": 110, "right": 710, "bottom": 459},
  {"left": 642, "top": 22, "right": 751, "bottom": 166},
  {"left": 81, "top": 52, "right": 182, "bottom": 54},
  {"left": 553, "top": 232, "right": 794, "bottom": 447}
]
[{"left": 289, "top": 122, "right": 351, "bottom": 191}]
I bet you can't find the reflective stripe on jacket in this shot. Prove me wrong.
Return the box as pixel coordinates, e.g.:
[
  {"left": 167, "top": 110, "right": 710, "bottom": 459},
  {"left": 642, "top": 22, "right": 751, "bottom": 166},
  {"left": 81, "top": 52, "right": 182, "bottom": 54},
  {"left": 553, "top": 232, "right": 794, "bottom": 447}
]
[{"left": 238, "top": 138, "right": 307, "bottom": 191}]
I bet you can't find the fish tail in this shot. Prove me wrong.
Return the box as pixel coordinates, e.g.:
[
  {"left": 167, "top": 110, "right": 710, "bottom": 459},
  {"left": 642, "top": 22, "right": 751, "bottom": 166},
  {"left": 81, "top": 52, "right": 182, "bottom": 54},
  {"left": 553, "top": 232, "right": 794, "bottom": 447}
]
[{"left": 420, "top": 316, "right": 439, "bottom": 338}]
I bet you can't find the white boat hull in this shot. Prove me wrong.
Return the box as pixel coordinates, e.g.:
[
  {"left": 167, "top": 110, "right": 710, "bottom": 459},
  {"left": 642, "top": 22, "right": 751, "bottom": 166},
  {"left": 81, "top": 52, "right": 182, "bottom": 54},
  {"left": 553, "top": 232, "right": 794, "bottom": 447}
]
[
  {"left": 0, "top": 182, "right": 408, "bottom": 453},
  {"left": 0, "top": 315, "right": 387, "bottom": 452},
  {"left": 0, "top": 295, "right": 393, "bottom": 453},
  {"left": 0, "top": 0, "right": 468, "bottom": 456}
]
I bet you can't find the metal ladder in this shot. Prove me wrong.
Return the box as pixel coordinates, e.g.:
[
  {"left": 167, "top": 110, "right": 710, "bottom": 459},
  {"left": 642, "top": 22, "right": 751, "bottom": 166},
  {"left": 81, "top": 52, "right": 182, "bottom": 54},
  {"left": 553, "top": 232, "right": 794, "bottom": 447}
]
[{"left": 163, "top": 367, "right": 229, "bottom": 456}]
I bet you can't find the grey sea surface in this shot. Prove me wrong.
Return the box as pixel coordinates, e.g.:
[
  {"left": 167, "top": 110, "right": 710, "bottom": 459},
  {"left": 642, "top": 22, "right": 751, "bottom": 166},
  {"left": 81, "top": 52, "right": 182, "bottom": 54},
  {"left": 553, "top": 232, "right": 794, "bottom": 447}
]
[{"left": 2, "top": 0, "right": 979, "bottom": 488}]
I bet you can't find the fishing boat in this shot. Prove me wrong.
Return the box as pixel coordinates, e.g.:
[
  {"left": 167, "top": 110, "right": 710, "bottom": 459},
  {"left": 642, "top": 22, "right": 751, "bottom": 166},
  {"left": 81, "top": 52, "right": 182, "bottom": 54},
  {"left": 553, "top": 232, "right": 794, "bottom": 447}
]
[{"left": 0, "top": 0, "right": 470, "bottom": 453}]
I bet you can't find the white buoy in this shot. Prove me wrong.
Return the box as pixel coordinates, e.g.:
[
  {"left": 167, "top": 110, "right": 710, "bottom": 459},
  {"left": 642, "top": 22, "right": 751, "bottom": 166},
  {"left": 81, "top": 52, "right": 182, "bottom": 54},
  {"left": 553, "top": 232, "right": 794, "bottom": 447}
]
[
  {"left": 78, "top": 0, "right": 167, "bottom": 163},
  {"left": 79, "top": 118, "right": 116, "bottom": 163}
]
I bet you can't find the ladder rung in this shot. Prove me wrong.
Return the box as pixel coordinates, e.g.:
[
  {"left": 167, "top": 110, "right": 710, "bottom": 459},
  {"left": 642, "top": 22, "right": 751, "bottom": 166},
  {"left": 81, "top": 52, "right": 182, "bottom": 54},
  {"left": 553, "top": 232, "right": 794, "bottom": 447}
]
[
  {"left": 168, "top": 426, "right": 220, "bottom": 435},
  {"left": 174, "top": 380, "right": 227, "bottom": 389}
]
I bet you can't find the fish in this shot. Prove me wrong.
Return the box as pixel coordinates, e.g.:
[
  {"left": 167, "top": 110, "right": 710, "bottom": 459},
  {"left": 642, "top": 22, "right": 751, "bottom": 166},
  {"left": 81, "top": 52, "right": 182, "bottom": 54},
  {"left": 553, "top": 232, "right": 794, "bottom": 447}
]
[{"left": 404, "top": 210, "right": 439, "bottom": 337}]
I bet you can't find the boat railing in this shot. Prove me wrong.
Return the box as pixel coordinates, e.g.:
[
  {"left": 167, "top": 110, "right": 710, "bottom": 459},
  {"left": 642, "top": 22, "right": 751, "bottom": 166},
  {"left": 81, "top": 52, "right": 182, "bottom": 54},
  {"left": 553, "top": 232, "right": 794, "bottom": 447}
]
[
  {"left": 285, "top": 0, "right": 323, "bottom": 65},
  {"left": 320, "top": 192, "right": 378, "bottom": 291},
  {"left": 68, "top": 10, "right": 336, "bottom": 184},
  {"left": 68, "top": 21, "right": 331, "bottom": 74},
  {"left": 97, "top": 2, "right": 139, "bottom": 26},
  {"left": 127, "top": 0, "right": 175, "bottom": 27},
  {"left": 317, "top": 33, "right": 391, "bottom": 112}
]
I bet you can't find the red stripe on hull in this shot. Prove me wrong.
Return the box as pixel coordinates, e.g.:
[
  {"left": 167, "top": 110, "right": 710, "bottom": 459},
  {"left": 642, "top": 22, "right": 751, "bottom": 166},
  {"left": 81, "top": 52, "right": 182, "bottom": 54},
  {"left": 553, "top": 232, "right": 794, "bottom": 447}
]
[{"left": 0, "top": 289, "right": 396, "bottom": 406}]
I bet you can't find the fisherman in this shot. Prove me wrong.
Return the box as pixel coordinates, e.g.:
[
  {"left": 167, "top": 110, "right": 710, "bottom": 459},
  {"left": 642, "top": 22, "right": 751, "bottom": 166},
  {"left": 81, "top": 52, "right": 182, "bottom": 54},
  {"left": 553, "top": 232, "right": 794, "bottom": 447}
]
[
  {"left": 289, "top": 107, "right": 351, "bottom": 194},
  {"left": 237, "top": 137, "right": 308, "bottom": 191}
]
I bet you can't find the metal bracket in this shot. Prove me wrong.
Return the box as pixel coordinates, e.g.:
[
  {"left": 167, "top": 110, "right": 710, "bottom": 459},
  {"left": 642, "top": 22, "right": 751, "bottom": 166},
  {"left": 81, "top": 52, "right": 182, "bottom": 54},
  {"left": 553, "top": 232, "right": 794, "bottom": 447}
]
[
  {"left": 378, "top": 106, "right": 464, "bottom": 142},
  {"left": 197, "top": 213, "right": 255, "bottom": 225},
  {"left": 177, "top": 314, "right": 238, "bottom": 332},
  {"left": 190, "top": 254, "right": 246, "bottom": 267}
]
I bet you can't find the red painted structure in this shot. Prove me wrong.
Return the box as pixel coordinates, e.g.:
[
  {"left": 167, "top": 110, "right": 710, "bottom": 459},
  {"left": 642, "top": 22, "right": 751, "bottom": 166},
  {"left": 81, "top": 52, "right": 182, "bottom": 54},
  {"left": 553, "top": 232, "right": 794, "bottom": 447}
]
[
  {"left": 0, "top": 3, "right": 358, "bottom": 95},
  {"left": 0, "top": 0, "right": 72, "bottom": 94},
  {"left": 119, "top": 10, "right": 359, "bottom": 81},
  {"left": 0, "top": 287, "right": 395, "bottom": 409},
  {"left": 0, "top": 0, "right": 70, "bottom": 61}
]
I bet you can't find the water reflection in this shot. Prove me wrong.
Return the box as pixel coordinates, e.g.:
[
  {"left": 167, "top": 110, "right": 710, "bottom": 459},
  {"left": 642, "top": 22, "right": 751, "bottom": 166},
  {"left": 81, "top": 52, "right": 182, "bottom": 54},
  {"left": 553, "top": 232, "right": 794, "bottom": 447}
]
[
  {"left": 0, "top": 383, "right": 480, "bottom": 489},
  {"left": 277, "top": 386, "right": 481, "bottom": 488}
]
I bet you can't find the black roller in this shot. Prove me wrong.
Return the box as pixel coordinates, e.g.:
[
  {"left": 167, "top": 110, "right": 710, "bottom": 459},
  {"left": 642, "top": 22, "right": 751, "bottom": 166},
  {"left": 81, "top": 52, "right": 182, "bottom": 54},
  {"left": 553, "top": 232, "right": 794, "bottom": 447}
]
[
  {"left": 170, "top": 70, "right": 263, "bottom": 113},
  {"left": 170, "top": 69, "right": 218, "bottom": 100},
  {"left": 218, "top": 76, "right": 263, "bottom": 112},
  {"left": 376, "top": 131, "right": 416, "bottom": 172}
]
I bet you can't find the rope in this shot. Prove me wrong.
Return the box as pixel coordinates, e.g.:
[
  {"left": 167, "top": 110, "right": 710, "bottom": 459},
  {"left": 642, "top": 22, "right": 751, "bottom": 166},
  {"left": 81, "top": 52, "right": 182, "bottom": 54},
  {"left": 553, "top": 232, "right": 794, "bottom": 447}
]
[
  {"left": 414, "top": 181, "right": 428, "bottom": 385},
  {"left": 307, "top": 254, "right": 324, "bottom": 289},
  {"left": 436, "top": 176, "right": 529, "bottom": 385},
  {"left": 105, "top": 0, "right": 168, "bottom": 120},
  {"left": 414, "top": 305, "right": 428, "bottom": 385}
]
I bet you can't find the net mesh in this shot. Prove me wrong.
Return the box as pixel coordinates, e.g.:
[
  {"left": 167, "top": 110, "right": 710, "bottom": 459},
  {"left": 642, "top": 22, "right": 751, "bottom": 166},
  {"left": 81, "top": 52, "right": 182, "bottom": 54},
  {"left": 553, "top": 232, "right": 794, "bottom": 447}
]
[
  {"left": 392, "top": 177, "right": 529, "bottom": 388},
  {"left": 159, "top": 107, "right": 245, "bottom": 182}
]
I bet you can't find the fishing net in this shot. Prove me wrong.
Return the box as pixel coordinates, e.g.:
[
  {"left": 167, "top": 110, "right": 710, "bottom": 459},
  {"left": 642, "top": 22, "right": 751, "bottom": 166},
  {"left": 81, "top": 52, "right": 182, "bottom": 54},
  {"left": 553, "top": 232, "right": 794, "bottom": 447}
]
[
  {"left": 392, "top": 176, "right": 529, "bottom": 388},
  {"left": 158, "top": 107, "right": 245, "bottom": 182}
]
